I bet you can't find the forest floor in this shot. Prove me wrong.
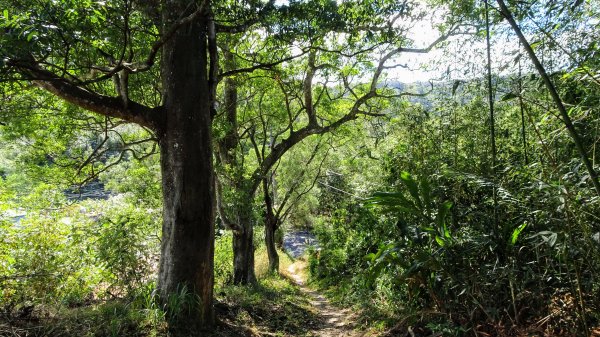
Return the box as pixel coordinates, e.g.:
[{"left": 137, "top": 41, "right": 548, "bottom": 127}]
[
  {"left": 285, "top": 260, "right": 360, "bottom": 337},
  {"left": 209, "top": 251, "right": 368, "bottom": 337},
  {"left": 0, "top": 249, "right": 369, "bottom": 337},
  {"left": 5, "top": 251, "right": 599, "bottom": 336}
]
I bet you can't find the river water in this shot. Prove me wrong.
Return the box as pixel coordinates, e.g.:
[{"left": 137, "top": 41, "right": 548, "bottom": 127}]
[{"left": 282, "top": 230, "right": 318, "bottom": 258}]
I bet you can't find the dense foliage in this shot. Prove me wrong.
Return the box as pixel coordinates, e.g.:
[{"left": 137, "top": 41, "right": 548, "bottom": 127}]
[
  {"left": 1, "top": 0, "right": 599, "bottom": 336},
  {"left": 307, "top": 50, "right": 600, "bottom": 337}
]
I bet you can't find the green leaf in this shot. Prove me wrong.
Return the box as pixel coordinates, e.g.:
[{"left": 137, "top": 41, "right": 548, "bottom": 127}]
[
  {"left": 365, "top": 253, "right": 376, "bottom": 261},
  {"left": 529, "top": 231, "right": 558, "bottom": 247},
  {"left": 3, "top": 9, "right": 8, "bottom": 20},
  {"left": 436, "top": 201, "right": 452, "bottom": 225},
  {"left": 400, "top": 171, "right": 422, "bottom": 209},
  {"left": 93, "top": 9, "right": 106, "bottom": 21},
  {"left": 420, "top": 176, "right": 431, "bottom": 211},
  {"left": 366, "top": 191, "right": 416, "bottom": 212},
  {"left": 530, "top": 40, "right": 541, "bottom": 50},
  {"left": 435, "top": 235, "right": 445, "bottom": 247},
  {"left": 436, "top": 201, "right": 452, "bottom": 239},
  {"left": 510, "top": 222, "right": 527, "bottom": 246},
  {"left": 501, "top": 92, "right": 518, "bottom": 101}
]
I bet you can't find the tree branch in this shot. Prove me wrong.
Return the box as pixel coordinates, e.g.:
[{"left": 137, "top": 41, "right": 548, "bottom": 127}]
[
  {"left": 133, "top": 0, "right": 210, "bottom": 72},
  {"left": 9, "top": 59, "right": 162, "bottom": 131},
  {"left": 218, "top": 51, "right": 307, "bottom": 79},
  {"left": 304, "top": 50, "right": 318, "bottom": 127}
]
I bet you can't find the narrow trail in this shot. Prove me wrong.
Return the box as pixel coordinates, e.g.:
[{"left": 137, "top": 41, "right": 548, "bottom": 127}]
[{"left": 286, "top": 260, "right": 361, "bottom": 337}]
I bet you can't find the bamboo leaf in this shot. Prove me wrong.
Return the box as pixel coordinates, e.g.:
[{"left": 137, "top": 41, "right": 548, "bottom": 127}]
[
  {"left": 501, "top": 92, "right": 518, "bottom": 101},
  {"left": 510, "top": 222, "right": 527, "bottom": 246},
  {"left": 435, "top": 235, "right": 445, "bottom": 247},
  {"left": 400, "top": 171, "right": 422, "bottom": 209},
  {"left": 420, "top": 176, "right": 432, "bottom": 212}
]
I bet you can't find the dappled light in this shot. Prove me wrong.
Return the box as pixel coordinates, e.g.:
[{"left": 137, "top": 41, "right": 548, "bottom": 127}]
[{"left": 1, "top": 0, "right": 600, "bottom": 336}]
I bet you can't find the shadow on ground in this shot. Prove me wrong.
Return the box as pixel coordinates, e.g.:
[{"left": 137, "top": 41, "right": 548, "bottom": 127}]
[{"left": 212, "top": 277, "right": 323, "bottom": 336}]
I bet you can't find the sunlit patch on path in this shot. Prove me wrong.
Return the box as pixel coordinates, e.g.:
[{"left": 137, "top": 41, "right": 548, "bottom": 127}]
[{"left": 286, "top": 261, "right": 361, "bottom": 337}]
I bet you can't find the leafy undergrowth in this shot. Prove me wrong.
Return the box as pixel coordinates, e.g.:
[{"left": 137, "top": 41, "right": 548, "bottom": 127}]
[
  {"left": 209, "top": 247, "right": 323, "bottom": 336},
  {"left": 213, "top": 275, "right": 321, "bottom": 336},
  {"left": 311, "top": 279, "right": 600, "bottom": 337},
  {"left": 0, "top": 249, "right": 327, "bottom": 337},
  {"left": 0, "top": 299, "right": 168, "bottom": 337}
]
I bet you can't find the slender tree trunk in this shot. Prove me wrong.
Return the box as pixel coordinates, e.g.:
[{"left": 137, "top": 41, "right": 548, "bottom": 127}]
[
  {"left": 232, "top": 196, "right": 257, "bottom": 284},
  {"left": 156, "top": 3, "right": 215, "bottom": 331},
  {"left": 233, "top": 230, "right": 256, "bottom": 284},
  {"left": 496, "top": 0, "right": 600, "bottom": 197},
  {"left": 517, "top": 44, "right": 529, "bottom": 165},
  {"left": 218, "top": 47, "right": 257, "bottom": 284},
  {"left": 263, "top": 178, "right": 279, "bottom": 274},
  {"left": 485, "top": 0, "right": 499, "bottom": 233},
  {"left": 265, "top": 217, "right": 279, "bottom": 273}
]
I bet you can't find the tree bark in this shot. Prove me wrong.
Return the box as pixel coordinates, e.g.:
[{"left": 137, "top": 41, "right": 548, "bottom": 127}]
[
  {"left": 216, "top": 47, "right": 258, "bottom": 284},
  {"left": 156, "top": 2, "right": 215, "bottom": 331},
  {"left": 263, "top": 177, "right": 279, "bottom": 274},
  {"left": 264, "top": 218, "right": 279, "bottom": 273},
  {"left": 232, "top": 196, "right": 257, "bottom": 284}
]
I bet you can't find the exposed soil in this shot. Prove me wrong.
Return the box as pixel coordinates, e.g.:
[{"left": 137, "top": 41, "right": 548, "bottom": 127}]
[{"left": 286, "top": 260, "right": 361, "bottom": 337}]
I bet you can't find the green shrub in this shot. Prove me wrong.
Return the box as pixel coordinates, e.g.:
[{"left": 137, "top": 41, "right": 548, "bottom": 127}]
[
  {"left": 0, "top": 211, "right": 99, "bottom": 307},
  {"left": 0, "top": 196, "right": 161, "bottom": 309},
  {"left": 94, "top": 203, "right": 160, "bottom": 296},
  {"left": 214, "top": 231, "right": 234, "bottom": 289}
]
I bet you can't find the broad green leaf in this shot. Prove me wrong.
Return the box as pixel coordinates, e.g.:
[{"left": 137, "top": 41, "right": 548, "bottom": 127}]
[
  {"left": 436, "top": 201, "right": 452, "bottom": 240},
  {"left": 400, "top": 171, "right": 422, "bottom": 209},
  {"left": 365, "top": 253, "right": 376, "bottom": 261},
  {"left": 420, "top": 176, "right": 431, "bottom": 212},
  {"left": 366, "top": 192, "right": 416, "bottom": 211},
  {"left": 436, "top": 201, "right": 452, "bottom": 226}
]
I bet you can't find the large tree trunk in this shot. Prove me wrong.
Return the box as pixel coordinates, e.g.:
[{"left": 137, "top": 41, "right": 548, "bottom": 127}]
[
  {"left": 156, "top": 2, "right": 215, "bottom": 332},
  {"left": 232, "top": 197, "right": 257, "bottom": 284}
]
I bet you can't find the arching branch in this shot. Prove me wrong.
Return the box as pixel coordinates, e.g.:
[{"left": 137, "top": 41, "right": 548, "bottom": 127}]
[{"left": 8, "top": 59, "right": 163, "bottom": 131}]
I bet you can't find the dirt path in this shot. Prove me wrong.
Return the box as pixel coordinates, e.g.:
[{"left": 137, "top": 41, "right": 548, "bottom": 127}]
[{"left": 286, "top": 261, "right": 361, "bottom": 337}]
